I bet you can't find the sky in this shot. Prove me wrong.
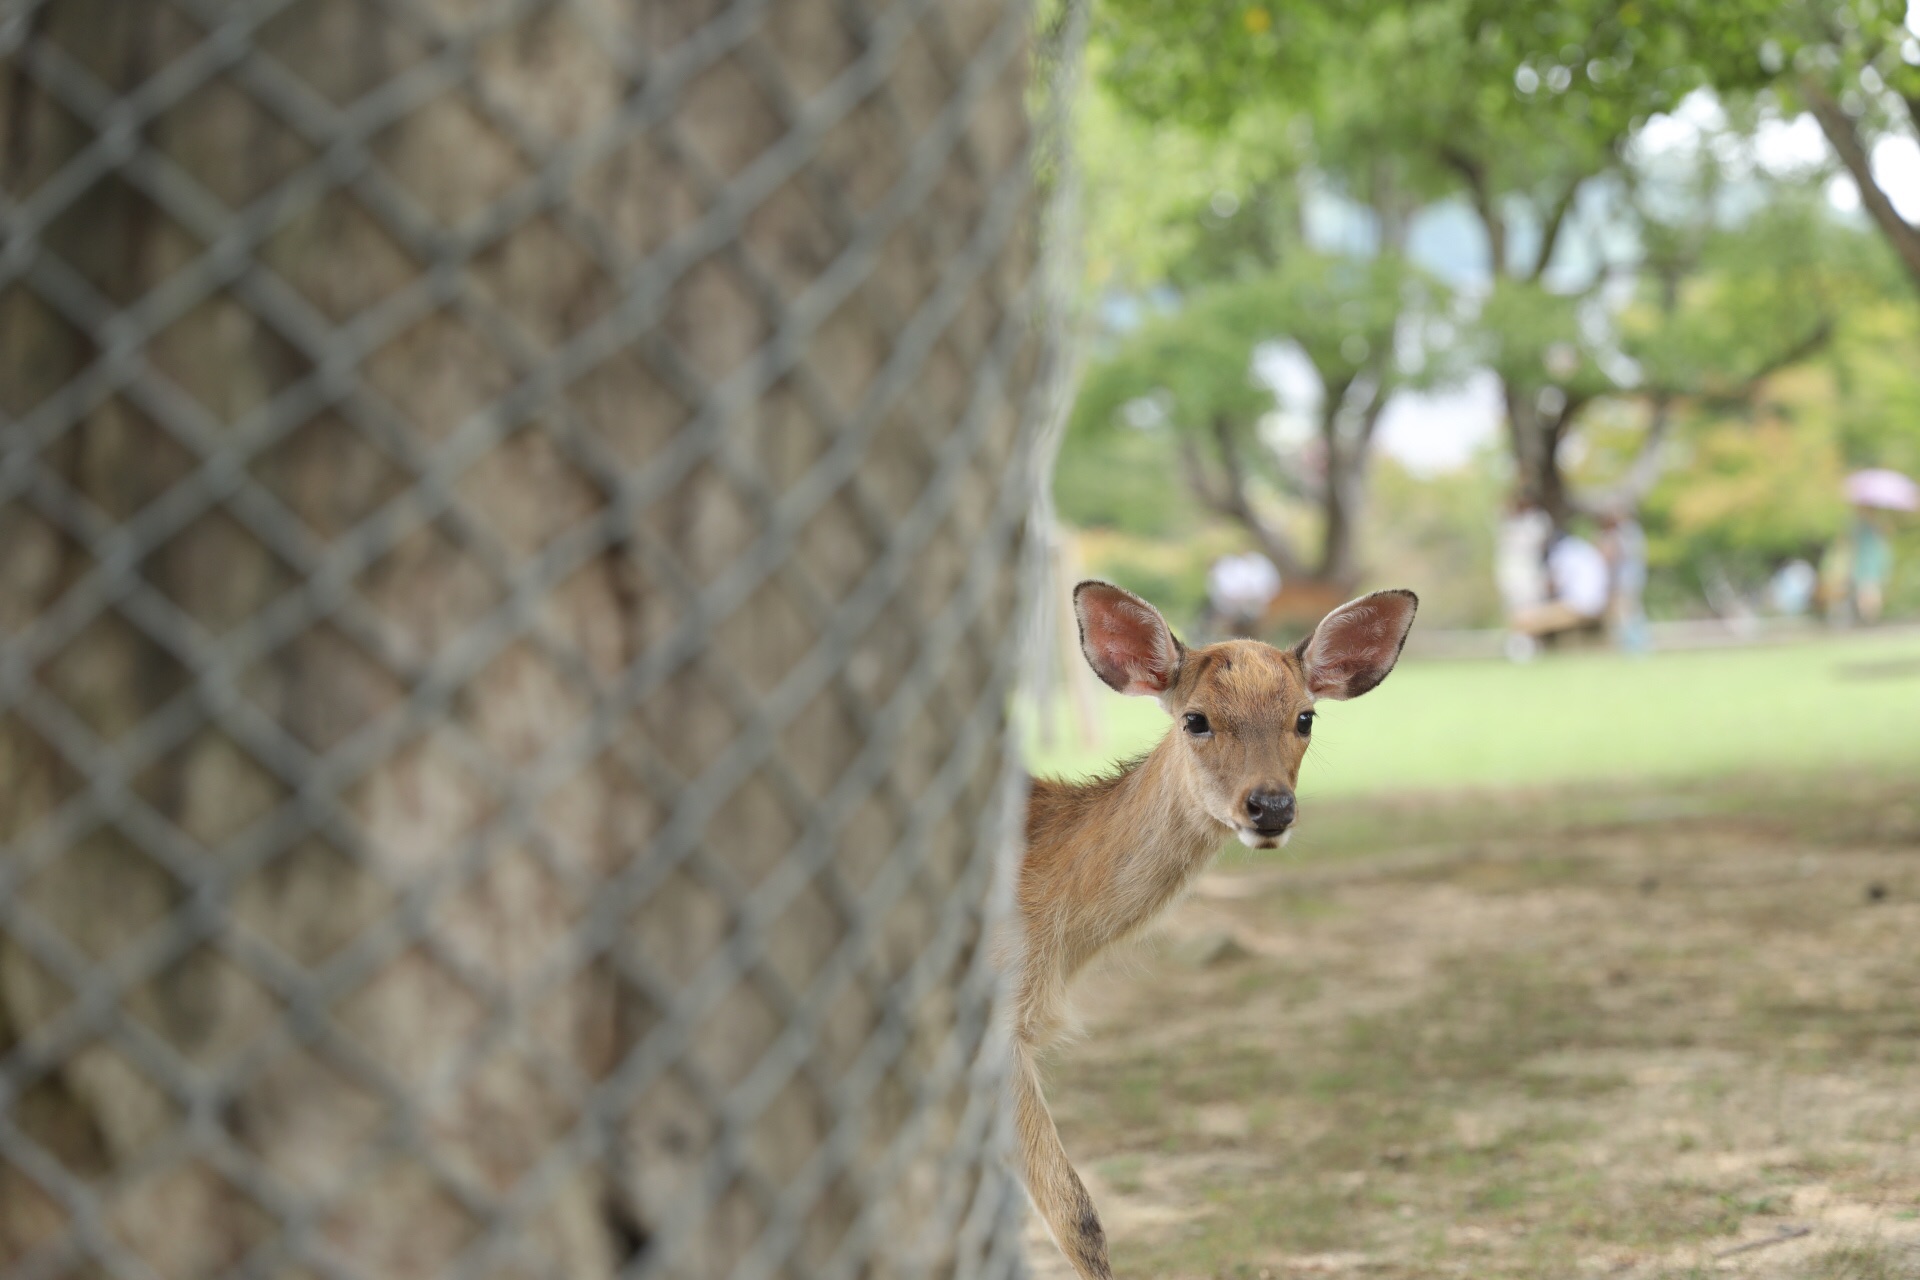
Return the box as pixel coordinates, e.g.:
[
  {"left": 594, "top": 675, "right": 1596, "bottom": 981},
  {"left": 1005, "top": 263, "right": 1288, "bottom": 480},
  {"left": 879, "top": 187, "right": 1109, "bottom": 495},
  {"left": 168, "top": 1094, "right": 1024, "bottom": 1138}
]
[{"left": 1357, "top": 95, "right": 1920, "bottom": 476}]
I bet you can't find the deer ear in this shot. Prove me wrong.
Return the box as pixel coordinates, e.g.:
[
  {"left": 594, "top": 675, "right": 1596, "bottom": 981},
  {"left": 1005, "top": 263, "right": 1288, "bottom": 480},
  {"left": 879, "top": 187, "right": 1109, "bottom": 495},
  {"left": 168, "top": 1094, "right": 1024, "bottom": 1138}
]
[
  {"left": 1295, "top": 589, "right": 1418, "bottom": 701},
  {"left": 1074, "top": 580, "right": 1183, "bottom": 697}
]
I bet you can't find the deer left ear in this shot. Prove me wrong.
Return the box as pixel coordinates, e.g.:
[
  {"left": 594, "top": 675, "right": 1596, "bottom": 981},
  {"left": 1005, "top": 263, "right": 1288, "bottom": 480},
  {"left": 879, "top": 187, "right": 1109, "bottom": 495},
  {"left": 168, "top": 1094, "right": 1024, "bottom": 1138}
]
[
  {"left": 1295, "top": 589, "right": 1418, "bottom": 701},
  {"left": 1074, "top": 580, "right": 1184, "bottom": 697}
]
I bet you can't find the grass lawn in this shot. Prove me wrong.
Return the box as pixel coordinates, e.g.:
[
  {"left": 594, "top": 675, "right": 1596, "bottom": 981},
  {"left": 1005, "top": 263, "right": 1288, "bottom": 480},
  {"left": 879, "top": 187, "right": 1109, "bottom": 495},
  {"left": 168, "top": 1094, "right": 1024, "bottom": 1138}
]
[
  {"left": 1023, "top": 775, "right": 1920, "bottom": 1280},
  {"left": 1017, "top": 629, "right": 1920, "bottom": 1279},
  {"left": 1024, "top": 629, "right": 1920, "bottom": 801}
]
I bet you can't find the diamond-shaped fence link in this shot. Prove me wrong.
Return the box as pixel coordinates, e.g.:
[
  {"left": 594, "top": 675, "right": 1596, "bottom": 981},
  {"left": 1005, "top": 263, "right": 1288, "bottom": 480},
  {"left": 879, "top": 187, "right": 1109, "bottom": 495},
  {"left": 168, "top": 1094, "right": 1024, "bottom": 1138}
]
[{"left": 0, "top": 0, "right": 1083, "bottom": 1275}]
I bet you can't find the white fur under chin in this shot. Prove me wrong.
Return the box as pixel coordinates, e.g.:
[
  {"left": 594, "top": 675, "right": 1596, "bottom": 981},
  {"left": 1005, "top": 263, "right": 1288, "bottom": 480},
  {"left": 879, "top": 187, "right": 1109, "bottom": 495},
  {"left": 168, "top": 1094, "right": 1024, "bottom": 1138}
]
[{"left": 1237, "top": 828, "right": 1293, "bottom": 850}]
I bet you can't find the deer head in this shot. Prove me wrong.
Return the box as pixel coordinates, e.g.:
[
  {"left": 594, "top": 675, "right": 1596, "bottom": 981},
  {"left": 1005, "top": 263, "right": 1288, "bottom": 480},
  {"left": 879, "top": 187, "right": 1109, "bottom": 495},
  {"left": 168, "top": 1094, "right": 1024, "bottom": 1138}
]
[{"left": 1074, "top": 580, "right": 1418, "bottom": 849}]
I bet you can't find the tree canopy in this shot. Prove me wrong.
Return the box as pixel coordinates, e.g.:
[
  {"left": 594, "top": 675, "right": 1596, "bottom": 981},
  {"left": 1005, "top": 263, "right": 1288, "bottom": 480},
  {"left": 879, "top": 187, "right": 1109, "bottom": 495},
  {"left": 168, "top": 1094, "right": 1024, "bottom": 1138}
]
[
  {"left": 1064, "top": 0, "right": 1920, "bottom": 624},
  {"left": 1069, "top": 251, "right": 1454, "bottom": 582},
  {"left": 1084, "top": 0, "right": 1876, "bottom": 521}
]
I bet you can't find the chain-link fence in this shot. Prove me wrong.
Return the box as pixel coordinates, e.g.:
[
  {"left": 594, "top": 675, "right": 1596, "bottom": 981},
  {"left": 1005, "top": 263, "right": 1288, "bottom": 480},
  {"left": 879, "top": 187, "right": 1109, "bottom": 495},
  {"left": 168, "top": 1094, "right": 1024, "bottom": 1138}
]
[{"left": 0, "top": 1, "right": 1080, "bottom": 1276}]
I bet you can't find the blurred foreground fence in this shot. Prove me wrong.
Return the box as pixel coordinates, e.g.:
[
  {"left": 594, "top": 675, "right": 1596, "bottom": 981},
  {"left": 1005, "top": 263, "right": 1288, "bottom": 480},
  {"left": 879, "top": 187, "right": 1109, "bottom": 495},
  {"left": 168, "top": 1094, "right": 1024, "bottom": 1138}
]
[{"left": 0, "top": 1, "right": 1081, "bottom": 1276}]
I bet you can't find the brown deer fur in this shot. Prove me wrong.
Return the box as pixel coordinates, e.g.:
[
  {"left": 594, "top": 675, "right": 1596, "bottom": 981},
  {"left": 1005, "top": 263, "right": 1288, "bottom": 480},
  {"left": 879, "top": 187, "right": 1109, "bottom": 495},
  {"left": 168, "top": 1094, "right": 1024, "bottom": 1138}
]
[{"left": 1011, "top": 581, "right": 1418, "bottom": 1279}]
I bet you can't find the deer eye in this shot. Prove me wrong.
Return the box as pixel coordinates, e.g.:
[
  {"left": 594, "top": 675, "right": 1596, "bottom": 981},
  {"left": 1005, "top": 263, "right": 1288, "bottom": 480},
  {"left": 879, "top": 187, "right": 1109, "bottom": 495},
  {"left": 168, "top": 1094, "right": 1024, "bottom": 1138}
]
[
  {"left": 1183, "top": 712, "right": 1211, "bottom": 737},
  {"left": 1296, "top": 710, "right": 1314, "bottom": 736}
]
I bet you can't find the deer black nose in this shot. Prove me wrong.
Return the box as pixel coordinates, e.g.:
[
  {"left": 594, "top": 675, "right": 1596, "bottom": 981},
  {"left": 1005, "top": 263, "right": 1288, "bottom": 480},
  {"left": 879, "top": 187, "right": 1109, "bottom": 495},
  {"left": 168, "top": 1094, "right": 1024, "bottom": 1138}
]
[{"left": 1245, "top": 788, "right": 1295, "bottom": 831}]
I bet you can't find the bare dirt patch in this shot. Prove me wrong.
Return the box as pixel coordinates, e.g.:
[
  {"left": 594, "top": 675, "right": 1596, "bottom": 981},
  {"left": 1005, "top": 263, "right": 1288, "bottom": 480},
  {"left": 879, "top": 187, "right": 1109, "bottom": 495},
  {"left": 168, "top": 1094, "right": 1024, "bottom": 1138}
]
[{"left": 1022, "top": 777, "right": 1920, "bottom": 1279}]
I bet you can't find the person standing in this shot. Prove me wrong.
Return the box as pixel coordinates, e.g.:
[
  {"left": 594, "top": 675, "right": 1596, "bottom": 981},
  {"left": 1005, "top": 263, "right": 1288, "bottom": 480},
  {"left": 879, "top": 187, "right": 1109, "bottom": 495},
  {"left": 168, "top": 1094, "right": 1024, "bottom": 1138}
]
[
  {"left": 1768, "top": 558, "right": 1818, "bottom": 617},
  {"left": 1496, "top": 495, "right": 1553, "bottom": 661},
  {"left": 1599, "top": 510, "right": 1651, "bottom": 653},
  {"left": 1506, "top": 529, "right": 1610, "bottom": 655},
  {"left": 1849, "top": 507, "right": 1893, "bottom": 625},
  {"left": 1205, "top": 550, "right": 1282, "bottom": 637}
]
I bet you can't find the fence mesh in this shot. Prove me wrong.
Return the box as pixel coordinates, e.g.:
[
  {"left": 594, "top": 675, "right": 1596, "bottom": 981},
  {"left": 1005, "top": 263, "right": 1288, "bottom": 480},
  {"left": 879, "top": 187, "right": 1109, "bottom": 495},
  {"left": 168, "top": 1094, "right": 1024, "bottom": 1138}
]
[{"left": 0, "top": 1, "right": 1077, "bottom": 1276}]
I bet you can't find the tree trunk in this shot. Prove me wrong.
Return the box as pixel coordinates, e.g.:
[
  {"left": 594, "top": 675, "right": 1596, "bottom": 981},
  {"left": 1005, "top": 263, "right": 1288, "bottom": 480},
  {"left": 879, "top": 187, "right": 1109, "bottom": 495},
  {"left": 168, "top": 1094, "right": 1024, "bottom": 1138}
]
[
  {"left": 1313, "top": 376, "right": 1388, "bottom": 588},
  {"left": 1315, "top": 399, "right": 1356, "bottom": 586},
  {"left": 1317, "top": 482, "right": 1356, "bottom": 587},
  {"left": 1804, "top": 80, "right": 1920, "bottom": 296},
  {"left": 1502, "top": 384, "right": 1572, "bottom": 525},
  {"left": 1448, "top": 153, "right": 1585, "bottom": 528},
  {"left": 1, "top": 3, "right": 1037, "bottom": 1278},
  {"left": 1176, "top": 422, "right": 1306, "bottom": 579}
]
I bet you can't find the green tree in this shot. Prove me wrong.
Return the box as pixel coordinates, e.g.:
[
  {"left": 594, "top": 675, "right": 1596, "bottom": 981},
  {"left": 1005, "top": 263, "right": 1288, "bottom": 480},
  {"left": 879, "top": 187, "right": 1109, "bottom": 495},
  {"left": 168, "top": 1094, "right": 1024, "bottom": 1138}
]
[
  {"left": 1475, "top": 168, "right": 1850, "bottom": 518},
  {"left": 1577, "top": 0, "right": 1920, "bottom": 296},
  {"left": 1096, "top": 0, "right": 1848, "bottom": 522},
  {"left": 1606, "top": 211, "right": 1908, "bottom": 611},
  {"left": 1069, "top": 253, "right": 1453, "bottom": 586},
  {"left": 1077, "top": 75, "right": 1307, "bottom": 294}
]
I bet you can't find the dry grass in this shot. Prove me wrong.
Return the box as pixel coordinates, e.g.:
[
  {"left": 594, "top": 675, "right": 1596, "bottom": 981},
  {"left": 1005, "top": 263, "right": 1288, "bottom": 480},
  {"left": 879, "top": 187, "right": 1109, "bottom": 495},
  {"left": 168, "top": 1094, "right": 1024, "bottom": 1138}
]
[{"left": 1023, "top": 775, "right": 1920, "bottom": 1279}]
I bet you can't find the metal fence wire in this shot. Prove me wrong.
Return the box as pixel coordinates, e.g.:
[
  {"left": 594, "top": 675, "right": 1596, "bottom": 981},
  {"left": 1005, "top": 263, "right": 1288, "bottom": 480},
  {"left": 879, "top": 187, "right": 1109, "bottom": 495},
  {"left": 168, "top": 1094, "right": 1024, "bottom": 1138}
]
[{"left": 0, "top": 0, "right": 1082, "bottom": 1276}]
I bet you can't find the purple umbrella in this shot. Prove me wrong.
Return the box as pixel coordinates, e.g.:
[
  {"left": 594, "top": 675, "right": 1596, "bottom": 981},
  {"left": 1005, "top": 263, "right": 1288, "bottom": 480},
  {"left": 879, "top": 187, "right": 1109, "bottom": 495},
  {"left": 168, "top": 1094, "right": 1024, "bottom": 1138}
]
[{"left": 1845, "top": 468, "right": 1919, "bottom": 512}]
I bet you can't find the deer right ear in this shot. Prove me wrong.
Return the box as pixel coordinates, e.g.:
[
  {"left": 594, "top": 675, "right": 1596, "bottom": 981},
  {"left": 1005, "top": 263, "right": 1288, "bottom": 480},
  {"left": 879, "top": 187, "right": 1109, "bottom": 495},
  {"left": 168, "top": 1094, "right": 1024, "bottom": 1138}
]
[
  {"left": 1074, "top": 580, "right": 1183, "bottom": 697},
  {"left": 1295, "top": 589, "right": 1418, "bottom": 700}
]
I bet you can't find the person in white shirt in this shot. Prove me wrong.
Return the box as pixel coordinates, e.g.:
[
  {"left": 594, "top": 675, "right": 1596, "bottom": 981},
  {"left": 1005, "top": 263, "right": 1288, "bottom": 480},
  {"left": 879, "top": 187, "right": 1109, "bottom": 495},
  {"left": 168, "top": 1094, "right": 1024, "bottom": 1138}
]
[
  {"left": 1497, "top": 496, "right": 1553, "bottom": 661},
  {"left": 1507, "top": 530, "right": 1610, "bottom": 657},
  {"left": 1548, "top": 535, "right": 1610, "bottom": 617},
  {"left": 1495, "top": 495, "right": 1553, "bottom": 614},
  {"left": 1206, "top": 551, "right": 1281, "bottom": 636}
]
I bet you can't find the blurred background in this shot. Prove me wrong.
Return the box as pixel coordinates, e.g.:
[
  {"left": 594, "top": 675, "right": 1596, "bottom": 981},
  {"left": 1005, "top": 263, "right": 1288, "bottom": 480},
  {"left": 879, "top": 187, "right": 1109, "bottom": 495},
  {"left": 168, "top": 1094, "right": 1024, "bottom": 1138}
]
[
  {"left": 1023, "top": 2, "right": 1920, "bottom": 1277},
  {"left": 1030, "top": 0, "right": 1920, "bottom": 793},
  {"left": 1, "top": 1, "right": 1917, "bottom": 1278}
]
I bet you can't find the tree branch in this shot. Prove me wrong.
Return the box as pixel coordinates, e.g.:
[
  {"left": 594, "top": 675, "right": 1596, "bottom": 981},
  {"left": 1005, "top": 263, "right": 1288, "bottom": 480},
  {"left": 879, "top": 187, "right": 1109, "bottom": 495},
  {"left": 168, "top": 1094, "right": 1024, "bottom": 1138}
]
[
  {"left": 1736, "top": 317, "right": 1835, "bottom": 388},
  {"left": 1178, "top": 419, "right": 1306, "bottom": 578},
  {"left": 1440, "top": 144, "right": 1507, "bottom": 278},
  {"left": 1580, "top": 392, "right": 1674, "bottom": 514},
  {"left": 1582, "top": 319, "right": 1833, "bottom": 514},
  {"left": 1371, "top": 160, "right": 1411, "bottom": 253},
  {"left": 1356, "top": 383, "right": 1388, "bottom": 450},
  {"left": 1528, "top": 178, "right": 1583, "bottom": 283},
  {"left": 1177, "top": 433, "right": 1230, "bottom": 510},
  {"left": 1621, "top": 393, "right": 1674, "bottom": 503},
  {"left": 1642, "top": 318, "right": 1835, "bottom": 409},
  {"left": 1319, "top": 373, "right": 1357, "bottom": 456},
  {"left": 1802, "top": 78, "right": 1920, "bottom": 292},
  {"left": 1544, "top": 390, "right": 1590, "bottom": 459}
]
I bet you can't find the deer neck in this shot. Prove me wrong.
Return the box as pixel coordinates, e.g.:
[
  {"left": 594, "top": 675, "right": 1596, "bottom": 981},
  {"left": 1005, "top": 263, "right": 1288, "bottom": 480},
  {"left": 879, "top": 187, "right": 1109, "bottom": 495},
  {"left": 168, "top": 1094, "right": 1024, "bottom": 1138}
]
[
  {"left": 1101, "top": 734, "right": 1222, "bottom": 874},
  {"left": 1028, "top": 731, "right": 1227, "bottom": 970}
]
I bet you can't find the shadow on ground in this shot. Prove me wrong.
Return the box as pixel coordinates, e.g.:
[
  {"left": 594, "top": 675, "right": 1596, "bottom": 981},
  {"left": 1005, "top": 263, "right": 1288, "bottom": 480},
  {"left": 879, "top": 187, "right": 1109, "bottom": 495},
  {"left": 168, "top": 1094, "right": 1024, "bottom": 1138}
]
[{"left": 1023, "top": 773, "right": 1920, "bottom": 1280}]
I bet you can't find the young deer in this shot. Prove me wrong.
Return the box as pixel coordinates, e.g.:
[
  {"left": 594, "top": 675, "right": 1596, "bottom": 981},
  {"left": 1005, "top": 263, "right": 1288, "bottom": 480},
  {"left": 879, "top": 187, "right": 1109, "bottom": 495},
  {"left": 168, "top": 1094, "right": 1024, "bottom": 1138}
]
[{"left": 1014, "top": 580, "right": 1419, "bottom": 1280}]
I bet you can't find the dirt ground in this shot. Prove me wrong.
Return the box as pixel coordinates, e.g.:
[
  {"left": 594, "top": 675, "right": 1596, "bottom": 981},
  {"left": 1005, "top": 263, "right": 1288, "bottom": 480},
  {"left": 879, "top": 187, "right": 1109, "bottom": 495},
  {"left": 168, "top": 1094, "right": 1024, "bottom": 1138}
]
[{"left": 1022, "top": 774, "right": 1920, "bottom": 1280}]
